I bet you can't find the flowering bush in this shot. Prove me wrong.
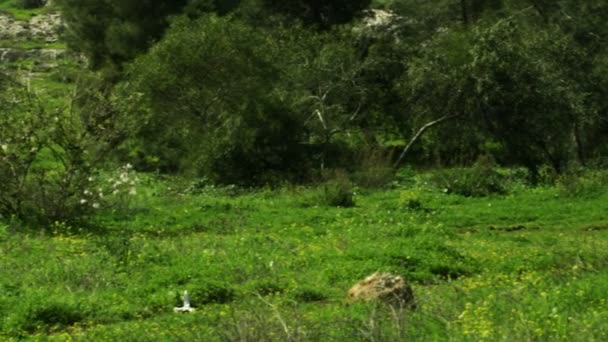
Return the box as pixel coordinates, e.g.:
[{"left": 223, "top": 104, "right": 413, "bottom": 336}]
[
  {"left": 0, "top": 73, "right": 121, "bottom": 227},
  {"left": 79, "top": 164, "right": 140, "bottom": 218}
]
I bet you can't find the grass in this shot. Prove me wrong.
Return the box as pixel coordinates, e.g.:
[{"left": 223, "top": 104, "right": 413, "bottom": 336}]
[
  {"left": 0, "top": 38, "right": 65, "bottom": 49},
  {"left": 1, "top": 171, "right": 608, "bottom": 340},
  {"left": 0, "top": 0, "right": 54, "bottom": 20}
]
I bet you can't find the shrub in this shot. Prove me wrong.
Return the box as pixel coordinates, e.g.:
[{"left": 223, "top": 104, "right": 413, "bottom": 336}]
[
  {"left": 536, "top": 164, "right": 559, "bottom": 186},
  {"left": 352, "top": 146, "right": 395, "bottom": 189},
  {"left": 399, "top": 190, "right": 423, "bottom": 210},
  {"left": 429, "top": 156, "right": 507, "bottom": 197},
  {"left": 190, "top": 282, "right": 236, "bottom": 305},
  {"left": 0, "top": 73, "right": 126, "bottom": 227},
  {"left": 557, "top": 168, "right": 608, "bottom": 198},
  {"left": 322, "top": 170, "right": 356, "bottom": 207},
  {"left": 292, "top": 287, "right": 328, "bottom": 303}
]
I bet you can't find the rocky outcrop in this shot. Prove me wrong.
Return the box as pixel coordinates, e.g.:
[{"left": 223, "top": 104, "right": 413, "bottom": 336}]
[
  {"left": 0, "top": 48, "right": 65, "bottom": 62},
  {"left": 0, "top": 13, "right": 62, "bottom": 42}
]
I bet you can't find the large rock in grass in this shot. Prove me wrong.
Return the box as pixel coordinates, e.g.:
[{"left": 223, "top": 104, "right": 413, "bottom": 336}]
[{"left": 347, "top": 272, "right": 416, "bottom": 308}]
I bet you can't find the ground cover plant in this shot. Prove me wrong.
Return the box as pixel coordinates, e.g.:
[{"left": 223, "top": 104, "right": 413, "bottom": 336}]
[
  {"left": 2, "top": 0, "right": 608, "bottom": 341},
  {"left": 1, "top": 170, "right": 608, "bottom": 341}
]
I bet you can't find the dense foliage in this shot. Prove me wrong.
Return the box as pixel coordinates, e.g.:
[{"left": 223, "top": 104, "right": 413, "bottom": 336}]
[
  {"left": 2, "top": 1, "right": 608, "bottom": 340},
  {"left": 3, "top": 0, "right": 608, "bottom": 214}
]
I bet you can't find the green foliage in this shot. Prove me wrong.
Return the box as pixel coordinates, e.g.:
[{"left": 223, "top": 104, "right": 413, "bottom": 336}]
[
  {"left": 429, "top": 156, "right": 508, "bottom": 197},
  {"left": 399, "top": 189, "right": 423, "bottom": 210},
  {"left": 190, "top": 282, "right": 236, "bottom": 305},
  {"left": 11, "top": 0, "right": 44, "bottom": 9},
  {"left": 115, "top": 15, "right": 309, "bottom": 184},
  {"left": 260, "top": 0, "right": 371, "bottom": 28},
  {"left": 322, "top": 170, "right": 356, "bottom": 207},
  {"left": 402, "top": 17, "right": 585, "bottom": 171},
  {"left": 55, "top": 0, "right": 190, "bottom": 70},
  {"left": 2, "top": 173, "right": 608, "bottom": 339},
  {"left": 0, "top": 72, "right": 129, "bottom": 227},
  {"left": 352, "top": 147, "right": 396, "bottom": 188},
  {"left": 557, "top": 168, "right": 608, "bottom": 198}
]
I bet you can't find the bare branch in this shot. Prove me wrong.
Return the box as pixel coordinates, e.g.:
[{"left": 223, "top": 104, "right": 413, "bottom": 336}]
[{"left": 393, "top": 113, "right": 464, "bottom": 169}]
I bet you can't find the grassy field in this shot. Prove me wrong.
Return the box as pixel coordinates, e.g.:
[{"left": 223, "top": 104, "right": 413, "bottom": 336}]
[
  {"left": 1, "top": 169, "right": 608, "bottom": 341},
  {"left": 1, "top": 2, "right": 607, "bottom": 341}
]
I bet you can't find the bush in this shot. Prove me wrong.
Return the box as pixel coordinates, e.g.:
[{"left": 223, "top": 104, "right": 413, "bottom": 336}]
[
  {"left": 190, "top": 282, "right": 236, "bottom": 305},
  {"left": 429, "top": 156, "right": 507, "bottom": 197},
  {"left": 0, "top": 73, "right": 124, "bottom": 227},
  {"left": 557, "top": 168, "right": 608, "bottom": 198},
  {"left": 322, "top": 170, "right": 356, "bottom": 207},
  {"left": 399, "top": 190, "right": 423, "bottom": 210},
  {"left": 352, "top": 146, "right": 395, "bottom": 189}
]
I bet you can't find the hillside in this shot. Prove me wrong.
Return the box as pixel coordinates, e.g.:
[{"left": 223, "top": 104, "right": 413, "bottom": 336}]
[{"left": 1, "top": 1, "right": 608, "bottom": 340}]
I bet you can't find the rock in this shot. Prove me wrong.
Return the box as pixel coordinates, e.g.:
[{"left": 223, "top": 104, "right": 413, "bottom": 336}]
[
  {"left": 0, "top": 48, "right": 26, "bottom": 62},
  {"left": 0, "top": 16, "right": 28, "bottom": 39},
  {"left": 0, "top": 13, "right": 62, "bottom": 41},
  {"left": 0, "top": 48, "right": 66, "bottom": 62},
  {"left": 347, "top": 272, "right": 416, "bottom": 308},
  {"left": 29, "top": 13, "right": 62, "bottom": 41}
]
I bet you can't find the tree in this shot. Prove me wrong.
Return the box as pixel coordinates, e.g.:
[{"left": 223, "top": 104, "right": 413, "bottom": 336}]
[
  {"left": 114, "top": 15, "right": 308, "bottom": 184},
  {"left": 56, "top": 0, "right": 242, "bottom": 71},
  {"left": 397, "top": 18, "right": 584, "bottom": 174}
]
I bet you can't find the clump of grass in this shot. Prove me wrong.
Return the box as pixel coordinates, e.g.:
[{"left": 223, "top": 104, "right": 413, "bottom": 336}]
[
  {"left": 322, "top": 170, "right": 356, "bottom": 207},
  {"left": 399, "top": 189, "right": 423, "bottom": 210},
  {"left": 429, "top": 156, "right": 508, "bottom": 197},
  {"left": 557, "top": 167, "right": 608, "bottom": 198},
  {"left": 352, "top": 146, "right": 395, "bottom": 189}
]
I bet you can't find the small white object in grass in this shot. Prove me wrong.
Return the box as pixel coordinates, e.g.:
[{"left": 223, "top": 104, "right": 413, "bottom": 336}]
[{"left": 174, "top": 290, "right": 196, "bottom": 313}]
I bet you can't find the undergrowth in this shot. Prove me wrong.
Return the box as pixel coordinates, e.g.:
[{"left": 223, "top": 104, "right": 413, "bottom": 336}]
[{"left": 1, "top": 168, "right": 608, "bottom": 340}]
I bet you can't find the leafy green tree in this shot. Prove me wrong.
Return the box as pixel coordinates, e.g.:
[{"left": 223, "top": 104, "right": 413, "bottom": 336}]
[
  {"left": 56, "top": 0, "right": 242, "bottom": 71},
  {"left": 114, "top": 16, "right": 308, "bottom": 184},
  {"left": 397, "top": 18, "right": 584, "bottom": 175}
]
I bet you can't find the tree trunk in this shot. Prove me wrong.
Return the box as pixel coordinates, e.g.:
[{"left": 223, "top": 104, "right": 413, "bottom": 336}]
[{"left": 461, "top": 0, "right": 470, "bottom": 27}]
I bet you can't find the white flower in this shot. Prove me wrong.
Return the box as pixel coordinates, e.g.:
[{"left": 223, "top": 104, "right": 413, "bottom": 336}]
[
  {"left": 80, "top": 199, "right": 87, "bottom": 204},
  {"left": 113, "top": 189, "right": 119, "bottom": 195},
  {"left": 88, "top": 177, "right": 94, "bottom": 182},
  {"left": 120, "top": 172, "right": 129, "bottom": 182},
  {"left": 84, "top": 189, "right": 91, "bottom": 195},
  {"left": 129, "top": 188, "right": 137, "bottom": 196},
  {"left": 1, "top": 144, "right": 7, "bottom": 152},
  {"left": 125, "top": 163, "right": 133, "bottom": 170},
  {"left": 92, "top": 203, "right": 100, "bottom": 209}
]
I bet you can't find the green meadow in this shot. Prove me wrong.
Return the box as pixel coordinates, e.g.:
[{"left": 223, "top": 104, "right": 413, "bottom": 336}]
[
  {"left": 2, "top": 170, "right": 608, "bottom": 341},
  {"left": 2, "top": 1, "right": 608, "bottom": 340}
]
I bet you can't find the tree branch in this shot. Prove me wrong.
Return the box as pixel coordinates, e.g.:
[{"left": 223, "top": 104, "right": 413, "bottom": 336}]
[{"left": 393, "top": 113, "right": 464, "bottom": 169}]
